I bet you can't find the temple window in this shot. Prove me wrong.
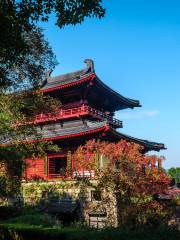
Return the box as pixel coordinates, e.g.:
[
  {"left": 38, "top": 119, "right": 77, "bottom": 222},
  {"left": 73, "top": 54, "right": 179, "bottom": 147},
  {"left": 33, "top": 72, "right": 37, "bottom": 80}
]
[
  {"left": 91, "top": 190, "right": 101, "bottom": 201},
  {"left": 89, "top": 213, "right": 107, "bottom": 229}
]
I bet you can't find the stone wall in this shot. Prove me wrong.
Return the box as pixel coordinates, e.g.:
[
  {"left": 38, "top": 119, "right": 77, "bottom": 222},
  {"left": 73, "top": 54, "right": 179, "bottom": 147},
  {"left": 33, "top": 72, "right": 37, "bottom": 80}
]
[{"left": 21, "top": 180, "right": 118, "bottom": 227}]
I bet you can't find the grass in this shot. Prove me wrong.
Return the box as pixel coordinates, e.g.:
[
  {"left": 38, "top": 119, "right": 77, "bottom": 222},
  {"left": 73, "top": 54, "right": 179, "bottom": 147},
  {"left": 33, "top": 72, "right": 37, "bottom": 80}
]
[
  {"left": 0, "top": 222, "right": 179, "bottom": 240},
  {"left": 0, "top": 210, "right": 179, "bottom": 240},
  {"left": 2, "top": 213, "right": 58, "bottom": 227}
]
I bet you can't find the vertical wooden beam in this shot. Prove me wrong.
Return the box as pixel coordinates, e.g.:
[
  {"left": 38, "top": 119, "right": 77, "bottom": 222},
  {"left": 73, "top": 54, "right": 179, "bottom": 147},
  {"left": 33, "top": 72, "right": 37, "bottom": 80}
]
[
  {"left": 44, "top": 155, "right": 48, "bottom": 177},
  {"left": 67, "top": 151, "right": 72, "bottom": 177},
  {"left": 47, "top": 156, "right": 49, "bottom": 179}
]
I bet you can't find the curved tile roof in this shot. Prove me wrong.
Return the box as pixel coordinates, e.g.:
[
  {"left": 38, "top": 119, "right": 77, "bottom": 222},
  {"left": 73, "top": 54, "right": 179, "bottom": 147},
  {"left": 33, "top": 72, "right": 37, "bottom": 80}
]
[
  {"left": 95, "top": 76, "right": 140, "bottom": 109},
  {"left": 40, "top": 59, "right": 140, "bottom": 109},
  {"left": 0, "top": 121, "right": 108, "bottom": 145},
  {"left": 41, "top": 71, "right": 93, "bottom": 91},
  {"left": 0, "top": 120, "right": 165, "bottom": 152},
  {"left": 109, "top": 128, "right": 166, "bottom": 152}
]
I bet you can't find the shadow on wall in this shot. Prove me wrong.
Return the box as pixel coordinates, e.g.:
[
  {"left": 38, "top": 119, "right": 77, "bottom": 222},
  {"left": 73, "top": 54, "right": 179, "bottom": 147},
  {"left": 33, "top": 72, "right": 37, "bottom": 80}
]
[{"left": 41, "top": 191, "right": 81, "bottom": 226}]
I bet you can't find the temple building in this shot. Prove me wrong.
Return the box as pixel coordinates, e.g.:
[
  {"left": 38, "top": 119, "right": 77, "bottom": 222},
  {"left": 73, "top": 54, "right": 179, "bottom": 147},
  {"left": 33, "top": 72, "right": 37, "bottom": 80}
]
[
  {"left": 0, "top": 59, "right": 166, "bottom": 227},
  {"left": 22, "top": 59, "right": 165, "bottom": 180}
]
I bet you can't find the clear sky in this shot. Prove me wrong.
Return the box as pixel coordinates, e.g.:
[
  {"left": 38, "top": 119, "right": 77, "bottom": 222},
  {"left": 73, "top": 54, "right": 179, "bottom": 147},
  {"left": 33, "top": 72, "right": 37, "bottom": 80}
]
[{"left": 40, "top": 0, "right": 180, "bottom": 169}]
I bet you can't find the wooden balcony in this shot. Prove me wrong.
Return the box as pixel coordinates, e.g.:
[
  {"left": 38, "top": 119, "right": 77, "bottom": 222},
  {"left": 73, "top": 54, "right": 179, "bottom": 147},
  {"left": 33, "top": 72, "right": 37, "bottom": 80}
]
[{"left": 32, "top": 105, "right": 122, "bottom": 128}]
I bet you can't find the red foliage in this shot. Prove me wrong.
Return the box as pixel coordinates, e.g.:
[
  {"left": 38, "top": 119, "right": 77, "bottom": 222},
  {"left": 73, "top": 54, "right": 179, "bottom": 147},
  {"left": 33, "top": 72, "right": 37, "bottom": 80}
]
[{"left": 72, "top": 139, "right": 170, "bottom": 197}]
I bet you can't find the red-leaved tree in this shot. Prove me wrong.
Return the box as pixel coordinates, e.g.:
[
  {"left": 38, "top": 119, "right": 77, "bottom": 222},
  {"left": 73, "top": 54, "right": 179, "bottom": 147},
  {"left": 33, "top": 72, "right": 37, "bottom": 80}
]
[{"left": 72, "top": 140, "right": 171, "bottom": 228}]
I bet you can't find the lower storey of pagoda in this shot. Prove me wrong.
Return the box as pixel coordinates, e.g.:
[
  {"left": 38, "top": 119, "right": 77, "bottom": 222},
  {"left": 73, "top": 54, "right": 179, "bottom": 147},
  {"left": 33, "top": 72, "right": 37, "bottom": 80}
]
[
  {"left": 25, "top": 151, "right": 95, "bottom": 181},
  {"left": 22, "top": 118, "right": 165, "bottom": 181}
]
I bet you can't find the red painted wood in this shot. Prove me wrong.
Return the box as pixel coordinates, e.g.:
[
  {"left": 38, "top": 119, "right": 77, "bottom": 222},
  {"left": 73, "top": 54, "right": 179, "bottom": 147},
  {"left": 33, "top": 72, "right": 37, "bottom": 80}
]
[
  {"left": 25, "top": 157, "right": 46, "bottom": 180},
  {"left": 48, "top": 153, "right": 66, "bottom": 158},
  {"left": 25, "top": 152, "right": 97, "bottom": 181},
  {"left": 15, "top": 105, "right": 122, "bottom": 127},
  {"left": 10, "top": 71, "right": 123, "bottom": 182},
  {"left": 62, "top": 100, "right": 88, "bottom": 109}
]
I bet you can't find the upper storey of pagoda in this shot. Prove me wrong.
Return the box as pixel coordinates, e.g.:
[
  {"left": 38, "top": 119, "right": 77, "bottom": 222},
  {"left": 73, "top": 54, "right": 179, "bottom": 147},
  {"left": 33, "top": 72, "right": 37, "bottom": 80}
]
[{"left": 40, "top": 59, "right": 141, "bottom": 112}]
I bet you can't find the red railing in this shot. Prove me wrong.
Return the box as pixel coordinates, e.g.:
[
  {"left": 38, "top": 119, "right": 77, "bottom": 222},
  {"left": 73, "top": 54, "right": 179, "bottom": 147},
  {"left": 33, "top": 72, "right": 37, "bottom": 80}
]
[
  {"left": 16, "top": 105, "right": 122, "bottom": 128},
  {"left": 33, "top": 105, "right": 122, "bottom": 128}
]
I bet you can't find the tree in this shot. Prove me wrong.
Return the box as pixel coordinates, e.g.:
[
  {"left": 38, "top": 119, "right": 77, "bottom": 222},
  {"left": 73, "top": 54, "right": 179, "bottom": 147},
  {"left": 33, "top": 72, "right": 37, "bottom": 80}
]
[
  {"left": 0, "top": 0, "right": 105, "bottom": 88},
  {"left": 168, "top": 167, "right": 180, "bottom": 186},
  {"left": 0, "top": 24, "right": 60, "bottom": 158},
  {"left": 73, "top": 140, "right": 171, "bottom": 228},
  {"left": 0, "top": 0, "right": 105, "bottom": 200},
  {"left": 0, "top": 0, "right": 106, "bottom": 151},
  {"left": 0, "top": 0, "right": 105, "bottom": 141},
  {"left": 0, "top": 0, "right": 105, "bottom": 160},
  {"left": 0, "top": 89, "right": 61, "bottom": 201}
]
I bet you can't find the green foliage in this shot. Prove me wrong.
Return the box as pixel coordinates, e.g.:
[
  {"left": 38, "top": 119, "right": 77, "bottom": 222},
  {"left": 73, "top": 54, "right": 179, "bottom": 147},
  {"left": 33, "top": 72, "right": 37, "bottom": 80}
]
[
  {"left": 116, "top": 197, "right": 173, "bottom": 230},
  {"left": 0, "top": 25, "right": 60, "bottom": 200},
  {"left": 0, "top": 0, "right": 105, "bottom": 201},
  {"left": 22, "top": 181, "right": 78, "bottom": 206},
  {"left": 0, "top": 223, "right": 179, "bottom": 240},
  {"left": 0, "top": 91, "right": 61, "bottom": 199},
  {"left": 2, "top": 213, "right": 58, "bottom": 228},
  {"left": 0, "top": 176, "right": 21, "bottom": 199},
  {"left": 0, "top": 26, "right": 57, "bottom": 90},
  {"left": 0, "top": 1, "right": 105, "bottom": 89},
  {"left": 0, "top": 142, "right": 60, "bottom": 200},
  {"left": 168, "top": 167, "right": 180, "bottom": 185},
  {"left": 0, "top": 206, "right": 21, "bottom": 221}
]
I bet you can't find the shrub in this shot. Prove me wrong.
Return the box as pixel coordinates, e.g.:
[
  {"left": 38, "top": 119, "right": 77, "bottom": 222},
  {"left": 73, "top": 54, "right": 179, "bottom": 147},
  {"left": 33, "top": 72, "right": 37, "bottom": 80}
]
[
  {"left": 2, "top": 213, "right": 58, "bottom": 228},
  {"left": 0, "top": 206, "right": 20, "bottom": 220},
  {"left": 0, "top": 224, "right": 179, "bottom": 240}
]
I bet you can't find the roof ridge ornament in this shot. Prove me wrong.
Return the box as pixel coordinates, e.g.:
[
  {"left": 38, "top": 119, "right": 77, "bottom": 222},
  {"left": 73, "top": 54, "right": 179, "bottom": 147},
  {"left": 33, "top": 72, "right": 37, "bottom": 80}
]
[{"left": 83, "top": 59, "right": 94, "bottom": 74}]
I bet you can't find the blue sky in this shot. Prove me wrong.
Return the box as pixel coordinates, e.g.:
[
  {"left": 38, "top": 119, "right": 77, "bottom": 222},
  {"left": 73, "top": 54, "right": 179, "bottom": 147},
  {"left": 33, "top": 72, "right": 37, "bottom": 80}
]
[{"left": 40, "top": 0, "right": 180, "bottom": 168}]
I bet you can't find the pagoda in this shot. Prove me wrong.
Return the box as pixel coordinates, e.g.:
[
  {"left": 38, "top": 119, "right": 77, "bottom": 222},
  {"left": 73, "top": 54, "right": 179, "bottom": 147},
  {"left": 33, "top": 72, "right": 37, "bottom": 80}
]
[{"left": 3, "top": 59, "right": 166, "bottom": 180}]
